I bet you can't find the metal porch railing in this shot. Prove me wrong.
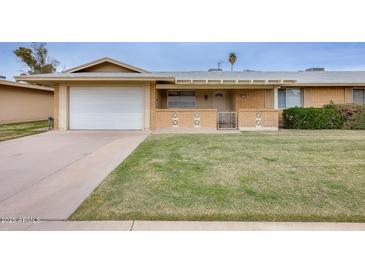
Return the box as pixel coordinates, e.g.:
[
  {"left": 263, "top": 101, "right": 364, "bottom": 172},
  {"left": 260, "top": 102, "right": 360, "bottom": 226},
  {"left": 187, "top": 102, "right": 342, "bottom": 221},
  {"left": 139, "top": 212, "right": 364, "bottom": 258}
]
[{"left": 217, "top": 112, "right": 237, "bottom": 129}]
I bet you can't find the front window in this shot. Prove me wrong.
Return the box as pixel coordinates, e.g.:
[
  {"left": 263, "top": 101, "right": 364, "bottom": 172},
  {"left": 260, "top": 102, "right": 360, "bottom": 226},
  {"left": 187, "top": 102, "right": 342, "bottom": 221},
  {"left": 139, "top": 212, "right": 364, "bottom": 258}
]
[
  {"left": 167, "top": 90, "right": 196, "bottom": 108},
  {"left": 353, "top": 89, "right": 365, "bottom": 105},
  {"left": 278, "top": 88, "right": 303, "bottom": 108}
]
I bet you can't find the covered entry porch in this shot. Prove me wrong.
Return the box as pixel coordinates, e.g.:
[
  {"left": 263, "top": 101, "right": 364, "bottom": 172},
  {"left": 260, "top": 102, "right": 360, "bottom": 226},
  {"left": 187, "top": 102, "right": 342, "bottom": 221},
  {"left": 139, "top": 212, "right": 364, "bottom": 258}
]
[{"left": 153, "top": 86, "right": 280, "bottom": 130}]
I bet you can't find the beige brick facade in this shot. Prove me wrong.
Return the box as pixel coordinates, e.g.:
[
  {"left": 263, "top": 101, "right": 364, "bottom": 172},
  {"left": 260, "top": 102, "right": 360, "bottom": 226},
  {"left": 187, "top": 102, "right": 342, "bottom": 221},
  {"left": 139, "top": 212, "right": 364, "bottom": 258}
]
[
  {"left": 155, "top": 109, "right": 217, "bottom": 129},
  {"left": 239, "top": 109, "right": 279, "bottom": 129},
  {"left": 303, "top": 87, "right": 353, "bottom": 107},
  {"left": 239, "top": 89, "right": 273, "bottom": 109},
  {"left": 51, "top": 82, "right": 359, "bottom": 131}
]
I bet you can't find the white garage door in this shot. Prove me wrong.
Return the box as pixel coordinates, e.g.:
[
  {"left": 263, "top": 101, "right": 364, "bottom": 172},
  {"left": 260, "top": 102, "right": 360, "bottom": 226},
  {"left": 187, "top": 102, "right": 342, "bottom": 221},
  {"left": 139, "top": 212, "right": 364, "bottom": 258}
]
[{"left": 69, "top": 87, "right": 144, "bottom": 130}]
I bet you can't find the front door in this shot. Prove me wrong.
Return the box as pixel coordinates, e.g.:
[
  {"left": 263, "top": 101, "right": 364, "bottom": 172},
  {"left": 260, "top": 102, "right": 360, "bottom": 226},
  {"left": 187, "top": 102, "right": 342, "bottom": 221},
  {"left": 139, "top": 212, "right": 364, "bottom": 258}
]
[{"left": 212, "top": 91, "right": 226, "bottom": 112}]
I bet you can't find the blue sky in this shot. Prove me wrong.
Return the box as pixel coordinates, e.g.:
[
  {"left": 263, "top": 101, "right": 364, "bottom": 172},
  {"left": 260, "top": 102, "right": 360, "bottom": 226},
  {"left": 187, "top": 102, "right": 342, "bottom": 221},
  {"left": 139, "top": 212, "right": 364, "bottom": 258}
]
[{"left": 1, "top": 42, "right": 365, "bottom": 80}]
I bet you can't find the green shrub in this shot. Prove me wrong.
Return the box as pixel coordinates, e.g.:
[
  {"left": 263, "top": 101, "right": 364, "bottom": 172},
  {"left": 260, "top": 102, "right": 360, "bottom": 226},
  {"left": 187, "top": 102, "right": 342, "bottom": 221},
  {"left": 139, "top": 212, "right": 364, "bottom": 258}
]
[
  {"left": 323, "top": 103, "right": 364, "bottom": 121},
  {"left": 347, "top": 111, "right": 365, "bottom": 129},
  {"left": 283, "top": 107, "right": 343, "bottom": 129},
  {"left": 324, "top": 103, "right": 365, "bottom": 129}
]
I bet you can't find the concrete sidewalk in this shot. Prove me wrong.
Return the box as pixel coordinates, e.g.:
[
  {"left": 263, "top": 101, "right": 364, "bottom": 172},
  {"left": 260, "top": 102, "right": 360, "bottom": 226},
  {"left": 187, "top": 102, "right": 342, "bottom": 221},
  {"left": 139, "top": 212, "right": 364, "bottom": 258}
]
[{"left": 1, "top": 220, "right": 365, "bottom": 231}]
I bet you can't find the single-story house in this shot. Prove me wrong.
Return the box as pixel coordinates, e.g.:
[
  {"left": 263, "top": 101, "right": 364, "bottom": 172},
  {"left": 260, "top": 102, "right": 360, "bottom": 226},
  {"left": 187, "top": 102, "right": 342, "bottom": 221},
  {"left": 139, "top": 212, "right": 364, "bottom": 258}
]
[
  {"left": 0, "top": 79, "right": 53, "bottom": 124},
  {"left": 15, "top": 57, "right": 365, "bottom": 131}
]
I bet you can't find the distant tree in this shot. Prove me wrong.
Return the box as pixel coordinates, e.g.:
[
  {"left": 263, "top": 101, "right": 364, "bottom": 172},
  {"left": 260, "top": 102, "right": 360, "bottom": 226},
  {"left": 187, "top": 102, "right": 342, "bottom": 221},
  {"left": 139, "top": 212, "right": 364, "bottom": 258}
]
[
  {"left": 13, "top": 43, "right": 59, "bottom": 74},
  {"left": 229, "top": 52, "right": 237, "bottom": 71}
]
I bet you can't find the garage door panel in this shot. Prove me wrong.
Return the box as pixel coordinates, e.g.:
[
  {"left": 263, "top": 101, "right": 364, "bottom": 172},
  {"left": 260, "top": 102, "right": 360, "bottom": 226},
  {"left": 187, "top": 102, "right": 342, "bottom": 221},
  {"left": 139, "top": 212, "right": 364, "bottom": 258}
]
[
  {"left": 69, "top": 87, "right": 143, "bottom": 130},
  {"left": 70, "top": 113, "right": 143, "bottom": 130}
]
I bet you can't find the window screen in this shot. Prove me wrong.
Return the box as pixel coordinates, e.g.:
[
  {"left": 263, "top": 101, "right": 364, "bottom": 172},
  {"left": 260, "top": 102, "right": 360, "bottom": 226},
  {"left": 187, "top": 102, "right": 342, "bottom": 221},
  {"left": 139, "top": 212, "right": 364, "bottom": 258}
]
[
  {"left": 167, "top": 90, "right": 196, "bottom": 108},
  {"left": 278, "top": 89, "right": 286, "bottom": 108},
  {"left": 353, "top": 89, "right": 365, "bottom": 105},
  {"left": 286, "top": 88, "right": 302, "bottom": 108},
  {"left": 278, "top": 88, "right": 302, "bottom": 108}
]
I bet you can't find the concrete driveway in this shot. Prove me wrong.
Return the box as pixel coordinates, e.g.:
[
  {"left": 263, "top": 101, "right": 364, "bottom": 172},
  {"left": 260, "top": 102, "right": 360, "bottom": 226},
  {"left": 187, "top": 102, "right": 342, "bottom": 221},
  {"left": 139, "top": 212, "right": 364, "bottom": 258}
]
[{"left": 0, "top": 130, "right": 149, "bottom": 220}]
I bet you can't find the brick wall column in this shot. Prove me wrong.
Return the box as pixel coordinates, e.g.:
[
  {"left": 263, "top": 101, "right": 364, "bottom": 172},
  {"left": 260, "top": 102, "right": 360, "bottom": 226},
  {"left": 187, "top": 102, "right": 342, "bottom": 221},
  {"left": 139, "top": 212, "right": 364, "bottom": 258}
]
[
  {"left": 273, "top": 87, "right": 279, "bottom": 109},
  {"left": 53, "top": 83, "right": 59, "bottom": 129},
  {"left": 150, "top": 82, "right": 157, "bottom": 130}
]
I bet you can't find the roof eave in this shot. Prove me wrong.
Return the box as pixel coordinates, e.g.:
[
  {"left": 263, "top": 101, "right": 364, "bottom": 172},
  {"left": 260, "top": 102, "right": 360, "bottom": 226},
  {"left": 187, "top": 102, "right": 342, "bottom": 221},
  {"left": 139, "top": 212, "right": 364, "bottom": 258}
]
[
  {"left": 282, "top": 83, "right": 365, "bottom": 87},
  {"left": 157, "top": 82, "right": 365, "bottom": 88},
  {"left": 14, "top": 75, "right": 175, "bottom": 83},
  {"left": 0, "top": 79, "right": 54, "bottom": 91}
]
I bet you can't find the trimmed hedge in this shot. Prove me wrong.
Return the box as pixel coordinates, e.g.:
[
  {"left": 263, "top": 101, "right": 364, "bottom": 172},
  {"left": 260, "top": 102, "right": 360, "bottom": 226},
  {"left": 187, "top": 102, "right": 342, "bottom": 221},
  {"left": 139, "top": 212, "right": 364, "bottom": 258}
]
[
  {"left": 283, "top": 107, "right": 343, "bottom": 129},
  {"left": 324, "top": 103, "right": 365, "bottom": 129},
  {"left": 348, "top": 111, "right": 365, "bottom": 129}
]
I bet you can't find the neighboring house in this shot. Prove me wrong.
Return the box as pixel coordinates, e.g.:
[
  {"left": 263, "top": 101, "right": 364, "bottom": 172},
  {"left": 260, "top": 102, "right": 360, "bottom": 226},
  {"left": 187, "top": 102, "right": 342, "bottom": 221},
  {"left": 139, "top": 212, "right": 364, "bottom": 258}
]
[
  {"left": 15, "top": 57, "right": 365, "bottom": 131},
  {"left": 0, "top": 79, "right": 53, "bottom": 124}
]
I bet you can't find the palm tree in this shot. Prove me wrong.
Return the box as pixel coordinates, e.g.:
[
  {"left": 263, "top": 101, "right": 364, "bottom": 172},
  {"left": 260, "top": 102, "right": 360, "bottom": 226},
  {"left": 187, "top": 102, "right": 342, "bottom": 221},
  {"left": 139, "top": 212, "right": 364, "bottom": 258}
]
[{"left": 229, "top": 52, "right": 237, "bottom": 71}]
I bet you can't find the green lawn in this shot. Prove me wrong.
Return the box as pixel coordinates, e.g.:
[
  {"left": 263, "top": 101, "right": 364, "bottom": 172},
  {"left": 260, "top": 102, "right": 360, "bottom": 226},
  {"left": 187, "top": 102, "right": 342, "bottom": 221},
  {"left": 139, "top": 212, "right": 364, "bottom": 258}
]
[
  {"left": 0, "top": 120, "right": 48, "bottom": 142},
  {"left": 70, "top": 130, "right": 365, "bottom": 222}
]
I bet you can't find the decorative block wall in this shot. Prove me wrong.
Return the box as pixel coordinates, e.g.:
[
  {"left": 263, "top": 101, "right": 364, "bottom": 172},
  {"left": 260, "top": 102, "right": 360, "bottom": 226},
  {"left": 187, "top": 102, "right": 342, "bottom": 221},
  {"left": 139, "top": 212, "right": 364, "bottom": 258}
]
[{"left": 155, "top": 109, "right": 217, "bottom": 129}]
